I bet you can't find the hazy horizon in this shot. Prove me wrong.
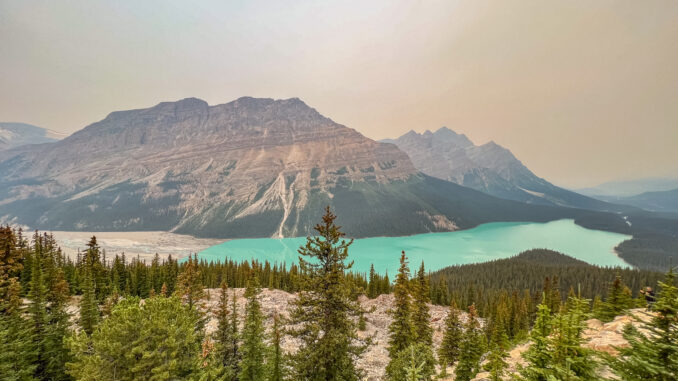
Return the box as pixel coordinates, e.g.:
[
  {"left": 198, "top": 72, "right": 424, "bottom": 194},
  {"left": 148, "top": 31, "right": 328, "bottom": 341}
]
[{"left": 2, "top": 0, "right": 677, "bottom": 188}]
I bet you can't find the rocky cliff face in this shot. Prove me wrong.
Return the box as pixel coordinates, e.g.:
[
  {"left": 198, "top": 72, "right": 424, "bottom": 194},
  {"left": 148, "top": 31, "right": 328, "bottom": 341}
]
[
  {"left": 384, "top": 127, "right": 626, "bottom": 211},
  {"left": 0, "top": 97, "right": 419, "bottom": 236},
  {"left": 0, "top": 98, "right": 602, "bottom": 238}
]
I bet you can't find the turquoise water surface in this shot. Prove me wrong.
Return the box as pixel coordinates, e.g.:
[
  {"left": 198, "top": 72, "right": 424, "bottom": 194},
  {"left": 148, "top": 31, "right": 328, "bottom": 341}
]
[{"left": 193, "top": 219, "right": 631, "bottom": 275}]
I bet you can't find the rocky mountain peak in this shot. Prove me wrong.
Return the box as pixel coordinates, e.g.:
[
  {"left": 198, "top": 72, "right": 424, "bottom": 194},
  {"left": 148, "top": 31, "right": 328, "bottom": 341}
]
[{"left": 385, "top": 128, "right": 618, "bottom": 210}]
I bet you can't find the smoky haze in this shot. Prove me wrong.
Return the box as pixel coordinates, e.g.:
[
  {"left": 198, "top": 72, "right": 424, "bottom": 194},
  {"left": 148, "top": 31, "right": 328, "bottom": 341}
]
[{"left": 1, "top": 0, "right": 676, "bottom": 188}]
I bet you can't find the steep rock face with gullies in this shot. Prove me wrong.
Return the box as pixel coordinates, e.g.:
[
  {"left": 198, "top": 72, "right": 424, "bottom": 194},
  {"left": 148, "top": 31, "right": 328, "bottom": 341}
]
[
  {"left": 0, "top": 97, "right": 609, "bottom": 238},
  {"left": 383, "top": 127, "right": 628, "bottom": 212},
  {"left": 0, "top": 97, "right": 418, "bottom": 237}
]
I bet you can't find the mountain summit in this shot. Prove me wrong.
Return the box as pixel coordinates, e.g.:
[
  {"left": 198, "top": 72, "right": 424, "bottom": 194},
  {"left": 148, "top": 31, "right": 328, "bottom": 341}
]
[
  {"left": 0, "top": 99, "right": 614, "bottom": 238},
  {"left": 383, "top": 127, "right": 623, "bottom": 211}
]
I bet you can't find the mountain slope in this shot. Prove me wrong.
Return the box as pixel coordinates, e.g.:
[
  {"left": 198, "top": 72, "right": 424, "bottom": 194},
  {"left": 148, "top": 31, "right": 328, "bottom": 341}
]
[
  {"left": 383, "top": 127, "right": 627, "bottom": 211},
  {"left": 0, "top": 122, "right": 66, "bottom": 150},
  {"left": 600, "top": 188, "right": 678, "bottom": 213},
  {"left": 0, "top": 97, "right": 623, "bottom": 238},
  {"left": 576, "top": 177, "right": 678, "bottom": 198}
]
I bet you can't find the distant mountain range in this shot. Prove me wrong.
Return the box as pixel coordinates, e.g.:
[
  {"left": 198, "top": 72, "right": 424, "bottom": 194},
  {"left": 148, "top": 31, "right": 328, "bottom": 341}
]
[
  {"left": 0, "top": 122, "right": 67, "bottom": 150},
  {"left": 0, "top": 97, "right": 618, "bottom": 238},
  {"left": 595, "top": 188, "right": 678, "bottom": 213},
  {"left": 576, "top": 177, "right": 678, "bottom": 198},
  {"left": 382, "top": 127, "right": 625, "bottom": 212}
]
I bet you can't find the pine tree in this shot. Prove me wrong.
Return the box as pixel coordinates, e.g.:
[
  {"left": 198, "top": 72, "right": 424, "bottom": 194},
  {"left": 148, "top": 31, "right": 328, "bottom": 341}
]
[
  {"left": 0, "top": 226, "right": 36, "bottom": 380},
  {"left": 176, "top": 254, "right": 205, "bottom": 309},
  {"left": 268, "top": 313, "right": 285, "bottom": 381},
  {"left": 79, "top": 267, "right": 99, "bottom": 336},
  {"left": 411, "top": 261, "right": 432, "bottom": 347},
  {"left": 517, "top": 296, "right": 553, "bottom": 380},
  {"left": 388, "top": 251, "right": 414, "bottom": 358},
  {"left": 214, "top": 281, "right": 238, "bottom": 379},
  {"left": 550, "top": 294, "right": 597, "bottom": 380},
  {"left": 438, "top": 299, "right": 463, "bottom": 370},
  {"left": 239, "top": 277, "right": 267, "bottom": 381},
  {"left": 41, "top": 235, "right": 73, "bottom": 381},
  {"left": 597, "top": 274, "right": 634, "bottom": 322},
  {"left": 387, "top": 343, "right": 437, "bottom": 381},
  {"left": 67, "top": 296, "right": 201, "bottom": 380},
  {"left": 368, "top": 264, "right": 378, "bottom": 298},
  {"left": 484, "top": 316, "right": 509, "bottom": 381},
  {"left": 28, "top": 235, "right": 49, "bottom": 377},
  {"left": 454, "top": 304, "right": 485, "bottom": 381},
  {"left": 606, "top": 268, "right": 678, "bottom": 380},
  {"left": 83, "top": 236, "right": 108, "bottom": 301},
  {"left": 288, "top": 206, "right": 367, "bottom": 380}
]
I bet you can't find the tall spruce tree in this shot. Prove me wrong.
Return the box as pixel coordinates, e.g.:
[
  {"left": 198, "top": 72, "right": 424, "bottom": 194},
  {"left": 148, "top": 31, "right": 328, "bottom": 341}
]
[
  {"left": 550, "top": 294, "right": 597, "bottom": 380},
  {"left": 239, "top": 277, "right": 267, "bottom": 381},
  {"left": 288, "top": 207, "right": 367, "bottom": 380},
  {"left": 412, "top": 261, "right": 433, "bottom": 347},
  {"left": 387, "top": 251, "right": 414, "bottom": 358},
  {"left": 28, "top": 234, "right": 49, "bottom": 377},
  {"left": 214, "top": 281, "right": 238, "bottom": 379},
  {"left": 606, "top": 268, "right": 678, "bottom": 380},
  {"left": 268, "top": 313, "right": 285, "bottom": 381},
  {"left": 484, "top": 316, "right": 509, "bottom": 381},
  {"left": 438, "top": 299, "right": 463, "bottom": 370},
  {"left": 597, "top": 274, "right": 634, "bottom": 322},
  {"left": 40, "top": 234, "right": 72, "bottom": 381},
  {"left": 0, "top": 226, "right": 37, "bottom": 380},
  {"left": 175, "top": 254, "right": 205, "bottom": 309},
  {"left": 79, "top": 267, "right": 99, "bottom": 336},
  {"left": 518, "top": 296, "right": 553, "bottom": 381},
  {"left": 454, "top": 304, "right": 485, "bottom": 381},
  {"left": 368, "top": 264, "right": 378, "bottom": 299}
]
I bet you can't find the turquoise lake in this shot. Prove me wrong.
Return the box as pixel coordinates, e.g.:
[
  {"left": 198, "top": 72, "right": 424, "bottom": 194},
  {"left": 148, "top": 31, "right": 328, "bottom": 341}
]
[{"left": 193, "top": 219, "right": 632, "bottom": 275}]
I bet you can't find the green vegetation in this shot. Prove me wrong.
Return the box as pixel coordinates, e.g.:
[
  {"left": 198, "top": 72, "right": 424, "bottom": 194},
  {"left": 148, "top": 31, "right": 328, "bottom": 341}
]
[
  {"left": 1, "top": 206, "right": 677, "bottom": 381},
  {"left": 288, "top": 206, "right": 367, "bottom": 380}
]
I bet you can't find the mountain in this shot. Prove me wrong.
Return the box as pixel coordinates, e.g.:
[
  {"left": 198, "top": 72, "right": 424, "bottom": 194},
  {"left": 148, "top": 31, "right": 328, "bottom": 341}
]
[
  {"left": 576, "top": 177, "right": 678, "bottom": 198},
  {"left": 382, "top": 127, "right": 626, "bottom": 211},
  {"left": 0, "top": 122, "right": 66, "bottom": 150},
  {"left": 0, "top": 97, "right": 621, "bottom": 239},
  {"left": 599, "top": 188, "right": 678, "bottom": 213}
]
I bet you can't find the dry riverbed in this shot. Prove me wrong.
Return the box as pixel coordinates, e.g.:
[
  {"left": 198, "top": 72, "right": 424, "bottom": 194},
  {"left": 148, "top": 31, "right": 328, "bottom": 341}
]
[{"left": 51, "top": 231, "right": 223, "bottom": 261}]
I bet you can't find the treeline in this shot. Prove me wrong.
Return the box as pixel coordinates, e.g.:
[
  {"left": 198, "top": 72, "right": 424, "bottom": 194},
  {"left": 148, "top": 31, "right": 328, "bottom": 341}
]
[
  {"left": 2, "top": 207, "right": 678, "bottom": 381},
  {"left": 15, "top": 231, "right": 391, "bottom": 303},
  {"left": 429, "top": 249, "right": 664, "bottom": 315},
  {"left": 616, "top": 233, "right": 678, "bottom": 272}
]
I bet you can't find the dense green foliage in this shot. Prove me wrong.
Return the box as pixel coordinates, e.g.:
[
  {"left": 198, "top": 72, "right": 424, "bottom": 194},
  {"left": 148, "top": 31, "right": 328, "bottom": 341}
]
[
  {"left": 606, "top": 268, "right": 678, "bottom": 380},
  {"left": 239, "top": 277, "right": 267, "bottom": 381},
  {"left": 287, "top": 206, "right": 367, "bottom": 380},
  {"left": 67, "top": 295, "right": 202, "bottom": 380},
  {"left": 386, "top": 252, "right": 436, "bottom": 381},
  {"left": 454, "top": 304, "right": 484, "bottom": 381},
  {"left": 1, "top": 211, "right": 676, "bottom": 381},
  {"left": 430, "top": 249, "right": 663, "bottom": 317},
  {"left": 616, "top": 233, "right": 678, "bottom": 272}
]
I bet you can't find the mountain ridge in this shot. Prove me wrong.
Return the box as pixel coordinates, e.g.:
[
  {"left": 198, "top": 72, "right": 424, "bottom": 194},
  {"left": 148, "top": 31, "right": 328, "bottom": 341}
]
[
  {"left": 383, "top": 127, "right": 630, "bottom": 212},
  {"left": 0, "top": 98, "right": 629, "bottom": 239}
]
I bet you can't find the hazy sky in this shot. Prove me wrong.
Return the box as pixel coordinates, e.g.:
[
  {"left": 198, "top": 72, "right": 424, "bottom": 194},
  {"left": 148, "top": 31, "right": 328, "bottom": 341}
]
[{"left": 1, "top": 0, "right": 677, "bottom": 188}]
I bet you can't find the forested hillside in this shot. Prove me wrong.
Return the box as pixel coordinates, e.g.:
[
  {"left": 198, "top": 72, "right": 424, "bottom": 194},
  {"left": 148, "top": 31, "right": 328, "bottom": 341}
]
[{"left": 1, "top": 209, "right": 677, "bottom": 380}]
